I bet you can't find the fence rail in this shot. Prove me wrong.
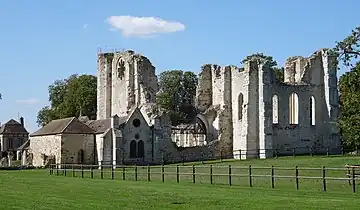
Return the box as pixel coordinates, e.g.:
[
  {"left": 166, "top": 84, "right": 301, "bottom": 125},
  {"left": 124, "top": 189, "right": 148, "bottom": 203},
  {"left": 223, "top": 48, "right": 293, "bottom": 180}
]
[{"left": 49, "top": 163, "right": 360, "bottom": 193}]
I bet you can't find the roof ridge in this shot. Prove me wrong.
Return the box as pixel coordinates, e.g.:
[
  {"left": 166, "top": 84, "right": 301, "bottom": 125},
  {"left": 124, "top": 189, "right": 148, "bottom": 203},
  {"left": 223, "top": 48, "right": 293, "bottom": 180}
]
[{"left": 60, "top": 117, "right": 76, "bottom": 133}]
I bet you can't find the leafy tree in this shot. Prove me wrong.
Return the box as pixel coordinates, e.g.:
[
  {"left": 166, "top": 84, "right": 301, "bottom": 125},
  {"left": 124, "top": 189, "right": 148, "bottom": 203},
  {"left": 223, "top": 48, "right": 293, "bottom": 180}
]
[
  {"left": 157, "top": 70, "right": 198, "bottom": 125},
  {"left": 333, "top": 26, "right": 360, "bottom": 67},
  {"left": 36, "top": 74, "right": 97, "bottom": 127},
  {"left": 241, "top": 53, "right": 284, "bottom": 82},
  {"left": 333, "top": 26, "right": 360, "bottom": 149},
  {"left": 338, "top": 62, "right": 360, "bottom": 149}
]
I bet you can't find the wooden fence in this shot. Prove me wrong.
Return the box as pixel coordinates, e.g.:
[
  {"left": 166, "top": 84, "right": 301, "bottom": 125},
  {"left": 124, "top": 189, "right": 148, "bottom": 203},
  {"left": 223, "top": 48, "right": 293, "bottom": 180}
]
[{"left": 49, "top": 164, "right": 360, "bottom": 193}]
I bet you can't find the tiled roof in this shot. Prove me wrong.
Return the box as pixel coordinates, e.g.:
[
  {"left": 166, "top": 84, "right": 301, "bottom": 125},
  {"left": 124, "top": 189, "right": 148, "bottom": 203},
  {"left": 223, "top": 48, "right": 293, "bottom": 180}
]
[
  {"left": 0, "top": 119, "right": 28, "bottom": 134},
  {"left": 30, "top": 117, "right": 95, "bottom": 137}
]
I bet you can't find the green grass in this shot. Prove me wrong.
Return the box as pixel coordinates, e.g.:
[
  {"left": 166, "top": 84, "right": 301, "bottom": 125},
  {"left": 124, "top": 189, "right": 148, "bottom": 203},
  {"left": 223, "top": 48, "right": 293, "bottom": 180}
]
[
  {"left": 58, "top": 155, "right": 360, "bottom": 193},
  {"left": 1, "top": 156, "right": 360, "bottom": 209},
  {"left": 0, "top": 169, "right": 359, "bottom": 209}
]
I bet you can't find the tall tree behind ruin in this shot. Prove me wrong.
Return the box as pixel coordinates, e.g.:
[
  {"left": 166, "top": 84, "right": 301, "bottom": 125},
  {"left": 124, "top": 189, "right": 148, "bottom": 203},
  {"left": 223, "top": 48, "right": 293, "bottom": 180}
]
[
  {"left": 241, "top": 53, "right": 284, "bottom": 82},
  {"left": 333, "top": 26, "right": 360, "bottom": 149},
  {"left": 157, "top": 70, "right": 198, "bottom": 125},
  {"left": 36, "top": 74, "right": 97, "bottom": 126}
]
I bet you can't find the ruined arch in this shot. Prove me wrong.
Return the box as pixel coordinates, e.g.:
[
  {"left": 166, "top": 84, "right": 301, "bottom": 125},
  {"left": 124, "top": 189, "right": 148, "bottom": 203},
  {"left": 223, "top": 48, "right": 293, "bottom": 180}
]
[
  {"left": 310, "top": 96, "right": 316, "bottom": 125},
  {"left": 289, "top": 92, "right": 299, "bottom": 124},
  {"left": 272, "top": 94, "right": 279, "bottom": 124},
  {"left": 238, "top": 93, "right": 244, "bottom": 120},
  {"left": 195, "top": 114, "right": 210, "bottom": 142}
]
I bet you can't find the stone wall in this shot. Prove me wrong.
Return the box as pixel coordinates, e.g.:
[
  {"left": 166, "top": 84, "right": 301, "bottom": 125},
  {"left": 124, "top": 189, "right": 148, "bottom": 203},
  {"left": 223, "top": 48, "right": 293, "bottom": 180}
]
[
  {"left": 61, "top": 134, "right": 95, "bottom": 165},
  {"left": 119, "top": 108, "right": 153, "bottom": 164},
  {"left": 97, "top": 53, "right": 113, "bottom": 119},
  {"left": 29, "top": 135, "right": 61, "bottom": 167}
]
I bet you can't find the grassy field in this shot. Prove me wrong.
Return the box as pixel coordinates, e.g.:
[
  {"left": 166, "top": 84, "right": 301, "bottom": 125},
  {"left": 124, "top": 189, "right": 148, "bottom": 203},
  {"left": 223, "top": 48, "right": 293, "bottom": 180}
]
[
  {"left": 54, "top": 155, "right": 360, "bottom": 193},
  {"left": 0, "top": 156, "right": 359, "bottom": 209}
]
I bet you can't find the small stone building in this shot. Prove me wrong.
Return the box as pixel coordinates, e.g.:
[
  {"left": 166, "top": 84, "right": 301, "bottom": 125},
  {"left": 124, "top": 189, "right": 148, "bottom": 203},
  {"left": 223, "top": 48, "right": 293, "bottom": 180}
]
[
  {"left": 84, "top": 107, "right": 155, "bottom": 166},
  {"left": 29, "top": 117, "right": 96, "bottom": 167},
  {"left": 0, "top": 117, "right": 29, "bottom": 158}
]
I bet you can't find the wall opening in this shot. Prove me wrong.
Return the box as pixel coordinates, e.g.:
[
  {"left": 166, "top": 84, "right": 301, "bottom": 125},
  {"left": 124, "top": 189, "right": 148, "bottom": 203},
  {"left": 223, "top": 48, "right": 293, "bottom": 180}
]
[
  {"left": 310, "top": 96, "right": 316, "bottom": 125},
  {"left": 133, "top": 119, "right": 141, "bottom": 127},
  {"left": 129, "top": 140, "right": 137, "bottom": 158},
  {"left": 289, "top": 92, "right": 299, "bottom": 124},
  {"left": 137, "top": 140, "right": 145, "bottom": 159},
  {"left": 78, "top": 149, "right": 84, "bottom": 164},
  {"left": 238, "top": 93, "right": 244, "bottom": 120},
  {"left": 272, "top": 94, "right": 279, "bottom": 124}
]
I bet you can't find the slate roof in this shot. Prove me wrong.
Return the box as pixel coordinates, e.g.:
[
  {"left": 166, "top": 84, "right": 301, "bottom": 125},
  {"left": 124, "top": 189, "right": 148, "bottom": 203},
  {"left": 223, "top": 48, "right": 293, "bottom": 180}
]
[
  {"left": 0, "top": 119, "right": 28, "bottom": 134},
  {"left": 86, "top": 119, "right": 111, "bottom": 134},
  {"left": 30, "top": 117, "right": 95, "bottom": 137},
  {"left": 86, "top": 116, "right": 127, "bottom": 134}
]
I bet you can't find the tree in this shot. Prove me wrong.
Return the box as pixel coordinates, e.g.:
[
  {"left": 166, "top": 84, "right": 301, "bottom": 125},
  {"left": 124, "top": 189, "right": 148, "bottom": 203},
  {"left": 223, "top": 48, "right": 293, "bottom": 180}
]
[
  {"left": 157, "top": 70, "right": 198, "bottom": 125},
  {"left": 333, "top": 26, "right": 360, "bottom": 149},
  {"left": 241, "top": 53, "right": 284, "bottom": 82},
  {"left": 36, "top": 74, "right": 97, "bottom": 127},
  {"left": 333, "top": 26, "right": 360, "bottom": 67},
  {"left": 338, "top": 62, "right": 360, "bottom": 149}
]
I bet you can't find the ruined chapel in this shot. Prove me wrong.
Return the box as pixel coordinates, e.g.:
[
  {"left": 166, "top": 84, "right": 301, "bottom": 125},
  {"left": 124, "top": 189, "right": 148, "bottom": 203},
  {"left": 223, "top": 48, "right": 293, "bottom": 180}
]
[{"left": 28, "top": 48, "right": 341, "bottom": 167}]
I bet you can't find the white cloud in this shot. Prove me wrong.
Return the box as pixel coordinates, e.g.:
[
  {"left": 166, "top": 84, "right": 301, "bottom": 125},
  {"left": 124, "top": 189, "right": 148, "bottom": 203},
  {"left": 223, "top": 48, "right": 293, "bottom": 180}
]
[
  {"left": 16, "top": 98, "right": 40, "bottom": 105},
  {"left": 106, "top": 16, "right": 185, "bottom": 38}
]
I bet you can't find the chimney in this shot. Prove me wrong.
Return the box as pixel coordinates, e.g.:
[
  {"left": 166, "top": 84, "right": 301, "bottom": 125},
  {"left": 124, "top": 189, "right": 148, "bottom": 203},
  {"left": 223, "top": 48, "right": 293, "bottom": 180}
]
[{"left": 20, "top": 117, "right": 24, "bottom": 127}]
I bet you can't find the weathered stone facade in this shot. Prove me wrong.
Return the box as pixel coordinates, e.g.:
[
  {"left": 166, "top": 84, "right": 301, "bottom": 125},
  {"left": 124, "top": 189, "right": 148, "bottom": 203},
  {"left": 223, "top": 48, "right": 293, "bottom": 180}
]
[
  {"left": 29, "top": 48, "right": 341, "bottom": 167},
  {"left": 97, "top": 50, "right": 158, "bottom": 119},
  {"left": 194, "top": 49, "right": 341, "bottom": 159},
  {"left": 29, "top": 117, "right": 96, "bottom": 167}
]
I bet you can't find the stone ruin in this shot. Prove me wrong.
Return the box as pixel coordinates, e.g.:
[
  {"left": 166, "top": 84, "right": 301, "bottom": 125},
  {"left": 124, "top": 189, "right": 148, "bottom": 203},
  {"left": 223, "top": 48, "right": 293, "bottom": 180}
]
[{"left": 96, "top": 48, "right": 341, "bottom": 162}]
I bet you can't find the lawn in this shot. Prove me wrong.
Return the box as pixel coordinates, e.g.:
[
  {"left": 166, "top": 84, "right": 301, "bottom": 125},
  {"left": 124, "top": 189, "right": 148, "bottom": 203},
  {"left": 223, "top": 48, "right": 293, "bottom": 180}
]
[
  {"left": 1, "top": 156, "right": 359, "bottom": 209},
  {"left": 54, "top": 155, "right": 360, "bottom": 193}
]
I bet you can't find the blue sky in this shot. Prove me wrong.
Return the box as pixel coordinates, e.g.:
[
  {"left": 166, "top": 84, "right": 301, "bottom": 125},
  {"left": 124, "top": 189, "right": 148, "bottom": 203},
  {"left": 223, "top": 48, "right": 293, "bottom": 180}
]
[{"left": 0, "top": 0, "right": 359, "bottom": 133}]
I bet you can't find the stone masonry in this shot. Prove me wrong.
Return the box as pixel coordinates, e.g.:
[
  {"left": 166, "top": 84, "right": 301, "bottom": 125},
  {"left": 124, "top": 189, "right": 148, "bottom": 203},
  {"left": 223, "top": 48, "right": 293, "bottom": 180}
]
[{"left": 95, "top": 48, "right": 341, "bottom": 163}]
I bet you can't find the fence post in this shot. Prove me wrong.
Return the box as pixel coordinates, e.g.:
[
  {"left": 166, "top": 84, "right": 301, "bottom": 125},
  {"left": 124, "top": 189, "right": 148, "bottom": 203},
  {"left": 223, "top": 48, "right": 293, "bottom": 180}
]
[
  {"left": 49, "top": 164, "right": 52, "bottom": 175},
  {"left": 56, "top": 163, "right": 59, "bottom": 176},
  {"left": 100, "top": 165, "right": 103, "bottom": 179},
  {"left": 200, "top": 152, "right": 204, "bottom": 164},
  {"left": 352, "top": 167, "right": 356, "bottom": 193},
  {"left": 322, "top": 166, "right": 326, "bottom": 192},
  {"left": 220, "top": 151, "right": 223, "bottom": 162},
  {"left": 239, "top": 149, "right": 241, "bottom": 160},
  {"left": 249, "top": 165, "right": 252, "bottom": 187},
  {"left": 72, "top": 164, "right": 75, "bottom": 177},
  {"left": 122, "top": 166, "right": 125, "bottom": 180},
  {"left": 135, "top": 165, "right": 138, "bottom": 181},
  {"left": 310, "top": 147, "right": 313, "bottom": 156},
  {"left": 326, "top": 148, "right": 329, "bottom": 157},
  {"left": 228, "top": 165, "right": 232, "bottom": 186},
  {"left": 90, "top": 166, "right": 93, "bottom": 179},
  {"left": 293, "top": 148, "right": 296, "bottom": 158},
  {"left": 271, "top": 165, "right": 275, "bottom": 188},
  {"left": 192, "top": 165, "right": 196, "bottom": 184},
  {"left": 111, "top": 164, "right": 114, "bottom": 180},
  {"left": 147, "top": 165, "right": 150, "bottom": 181},
  {"left": 161, "top": 165, "right": 164, "bottom": 183},
  {"left": 275, "top": 149, "right": 278, "bottom": 158},
  {"left": 64, "top": 163, "right": 67, "bottom": 176},
  {"left": 176, "top": 165, "right": 179, "bottom": 183},
  {"left": 210, "top": 165, "right": 213, "bottom": 184},
  {"left": 295, "top": 166, "right": 299, "bottom": 190},
  {"left": 81, "top": 164, "right": 84, "bottom": 178}
]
